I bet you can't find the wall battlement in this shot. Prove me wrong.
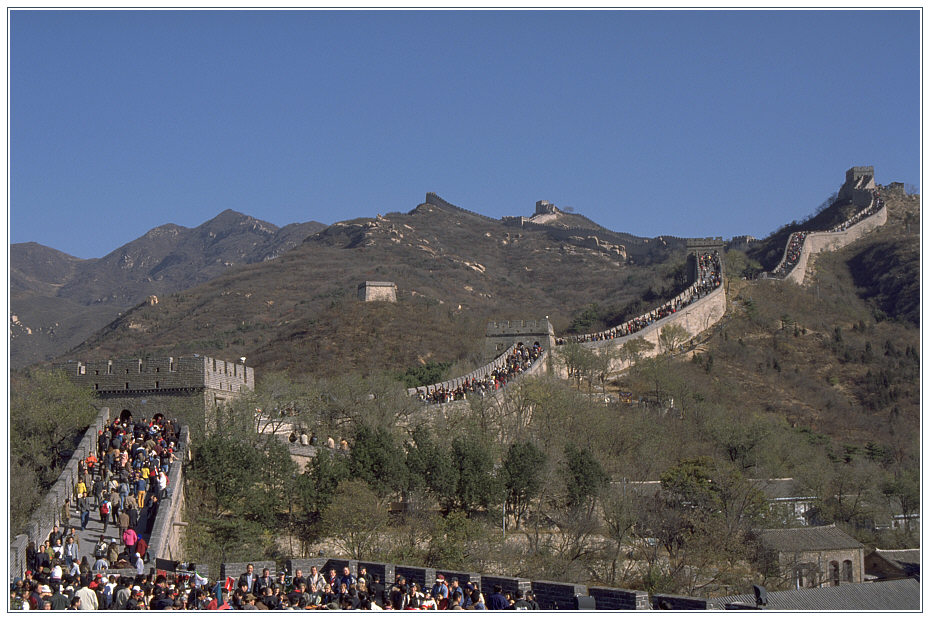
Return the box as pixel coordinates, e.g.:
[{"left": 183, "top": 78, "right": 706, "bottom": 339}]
[{"left": 59, "top": 355, "right": 254, "bottom": 424}]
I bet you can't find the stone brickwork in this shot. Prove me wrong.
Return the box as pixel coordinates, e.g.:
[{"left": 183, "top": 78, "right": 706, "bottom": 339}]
[
  {"left": 146, "top": 425, "right": 190, "bottom": 565},
  {"left": 480, "top": 574, "right": 532, "bottom": 604},
  {"left": 59, "top": 354, "right": 254, "bottom": 425},
  {"left": 781, "top": 202, "right": 886, "bottom": 285},
  {"left": 588, "top": 586, "right": 651, "bottom": 610},
  {"left": 652, "top": 593, "right": 710, "bottom": 610},
  {"left": 221, "top": 560, "right": 279, "bottom": 581},
  {"left": 530, "top": 579, "right": 588, "bottom": 609},
  {"left": 357, "top": 281, "right": 397, "bottom": 302}
]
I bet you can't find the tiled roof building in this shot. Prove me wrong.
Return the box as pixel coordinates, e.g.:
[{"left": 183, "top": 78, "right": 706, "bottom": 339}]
[{"left": 759, "top": 524, "right": 865, "bottom": 589}]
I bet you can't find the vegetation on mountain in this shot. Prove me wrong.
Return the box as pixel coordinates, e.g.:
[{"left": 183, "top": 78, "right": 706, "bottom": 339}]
[
  {"left": 9, "top": 370, "right": 98, "bottom": 533},
  {"left": 11, "top": 180, "right": 919, "bottom": 597},
  {"left": 10, "top": 211, "right": 325, "bottom": 367}
]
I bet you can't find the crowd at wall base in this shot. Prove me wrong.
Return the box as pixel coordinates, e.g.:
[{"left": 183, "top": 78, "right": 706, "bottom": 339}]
[{"left": 218, "top": 557, "right": 653, "bottom": 610}]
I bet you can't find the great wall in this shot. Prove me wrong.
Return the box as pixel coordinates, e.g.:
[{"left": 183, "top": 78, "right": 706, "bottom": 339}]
[{"left": 10, "top": 166, "right": 894, "bottom": 609}]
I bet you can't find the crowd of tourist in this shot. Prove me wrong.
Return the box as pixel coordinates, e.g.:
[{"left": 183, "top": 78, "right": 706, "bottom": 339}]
[
  {"left": 557, "top": 250, "right": 722, "bottom": 345},
  {"left": 12, "top": 412, "right": 182, "bottom": 607},
  {"left": 10, "top": 562, "right": 543, "bottom": 611},
  {"left": 414, "top": 342, "right": 544, "bottom": 404}
]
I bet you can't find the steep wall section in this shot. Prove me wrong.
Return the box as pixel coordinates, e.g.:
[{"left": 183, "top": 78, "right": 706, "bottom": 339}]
[{"left": 786, "top": 204, "right": 887, "bottom": 285}]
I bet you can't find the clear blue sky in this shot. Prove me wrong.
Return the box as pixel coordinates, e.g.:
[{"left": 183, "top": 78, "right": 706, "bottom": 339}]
[{"left": 9, "top": 9, "right": 921, "bottom": 259}]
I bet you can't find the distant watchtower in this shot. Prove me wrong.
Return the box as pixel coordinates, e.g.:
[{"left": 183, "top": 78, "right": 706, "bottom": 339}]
[
  {"left": 358, "top": 281, "right": 397, "bottom": 303},
  {"left": 485, "top": 318, "right": 555, "bottom": 360}
]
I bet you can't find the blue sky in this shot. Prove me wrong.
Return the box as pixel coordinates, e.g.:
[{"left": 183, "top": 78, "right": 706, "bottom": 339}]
[{"left": 9, "top": 9, "right": 921, "bottom": 259}]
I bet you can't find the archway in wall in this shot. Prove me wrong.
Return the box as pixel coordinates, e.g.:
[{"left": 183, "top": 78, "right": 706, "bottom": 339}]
[{"left": 119, "top": 409, "right": 133, "bottom": 424}]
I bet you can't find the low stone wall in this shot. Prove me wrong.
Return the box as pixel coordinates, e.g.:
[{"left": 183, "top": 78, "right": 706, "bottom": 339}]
[
  {"left": 588, "top": 585, "right": 651, "bottom": 610},
  {"left": 785, "top": 204, "right": 887, "bottom": 285},
  {"left": 652, "top": 593, "right": 709, "bottom": 610},
  {"left": 530, "top": 579, "right": 587, "bottom": 609},
  {"left": 147, "top": 425, "right": 190, "bottom": 565},
  {"left": 10, "top": 406, "right": 112, "bottom": 579}
]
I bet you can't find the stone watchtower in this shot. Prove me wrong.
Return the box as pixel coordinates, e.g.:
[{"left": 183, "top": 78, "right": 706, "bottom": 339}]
[
  {"left": 485, "top": 318, "right": 556, "bottom": 360},
  {"left": 358, "top": 281, "right": 397, "bottom": 302},
  {"left": 686, "top": 237, "right": 726, "bottom": 281},
  {"left": 59, "top": 354, "right": 254, "bottom": 426},
  {"left": 838, "top": 166, "right": 876, "bottom": 206}
]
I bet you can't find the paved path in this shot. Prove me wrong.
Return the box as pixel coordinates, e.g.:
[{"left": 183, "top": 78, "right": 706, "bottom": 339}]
[{"left": 63, "top": 498, "right": 132, "bottom": 571}]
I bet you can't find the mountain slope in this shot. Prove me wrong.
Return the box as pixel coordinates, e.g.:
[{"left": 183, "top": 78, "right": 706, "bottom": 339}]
[
  {"left": 10, "top": 212, "right": 326, "bottom": 368},
  {"left": 61, "top": 196, "right": 686, "bottom": 379}
]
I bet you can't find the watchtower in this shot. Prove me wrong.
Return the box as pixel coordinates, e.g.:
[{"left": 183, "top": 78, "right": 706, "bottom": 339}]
[
  {"left": 838, "top": 166, "right": 876, "bottom": 205},
  {"left": 686, "top": 237, "right": 725, "bottom": 280},
  {"left": 485, "top": 318, "right": 555, "bottom": 360},
  {"left": 59, "top": 354, "right": 254, "bottom": 428},
  {"left": 358, "top": 281, "right": 397, "bottom": 302}
]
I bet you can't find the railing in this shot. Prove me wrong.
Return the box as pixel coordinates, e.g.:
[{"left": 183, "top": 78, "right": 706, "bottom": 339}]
[{"left": 147, "top": 425, "right": 190, "bottom": 565}]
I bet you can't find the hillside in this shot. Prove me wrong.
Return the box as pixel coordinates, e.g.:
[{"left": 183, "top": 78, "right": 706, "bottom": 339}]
[
  {"left": 10, "top": 212, "right": 326, "bottom": 368},
  {"left": 614, "top": 185, "right": 919, "bottom": 473},
  {"left": 60, "top": 194, "right": 687, "bottom": 379}
]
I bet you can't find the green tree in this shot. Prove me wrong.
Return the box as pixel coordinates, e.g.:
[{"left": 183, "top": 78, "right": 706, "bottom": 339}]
[
  {"left": 502, "top": 440, "right": 547, "bottom": 528},
  {"left": 619, "top": 337, "right": 654, "bottom": 366},
  {"left": 349, "top": 425, "right": 408, "bottom": 500},
  {"left": 659, "top": 323, "right": 690, "bottom": 354},
  {"left": 425, "top": 510, "right": 486, "bottom": 569},
  {"left": 561, "top": 444, "right": 607, "bottom": 514},
  {"left": 443, "top": 434, "right": 501, "bottom": 515},
  {"left": 293, "top": 450, "right": 350, "bottom": 549},
  {"left": 9, "top": 369, "right": 98, "bottom": 532},
  {"left": 405, "top": 427, "right": 458, "bottom": 503}
]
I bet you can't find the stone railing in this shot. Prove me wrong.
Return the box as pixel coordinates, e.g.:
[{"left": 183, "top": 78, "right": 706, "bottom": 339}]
[
  {"left": 220, "top": 556, "right": 651, "bottom": 610},
  {"left": 146, "top": 425, "right": 190, "bottom": 565},
  {"left": 9, "top": 406, "right": 112, "bottom": 579}
]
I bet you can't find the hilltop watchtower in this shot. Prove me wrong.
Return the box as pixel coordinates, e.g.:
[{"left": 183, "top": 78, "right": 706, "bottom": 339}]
[
  {"left": 485, "top": 318, "right": 555, "bottom": 360},
  {"left": 838, "top": 165, "right": 876, "bottom": 206},
  {"left": 358, "top": 281, "right": 397, "bottom": 302}
]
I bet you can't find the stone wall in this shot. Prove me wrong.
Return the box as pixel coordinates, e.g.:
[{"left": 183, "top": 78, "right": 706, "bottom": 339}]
[
  {"left": 10, "top": 406, "right": 112, "bottom": 579},
  {"left": 579, "top": 284, "right": 727, "bottom": 376},
  {"left": 783, "top": 204, "right": 887, "bottom": 285},
  {"left": 59, "top": 354, "right": 254, "bottom": 429},
  {"left": 146, "top": 425, "right": 190, "bottom": 565}
]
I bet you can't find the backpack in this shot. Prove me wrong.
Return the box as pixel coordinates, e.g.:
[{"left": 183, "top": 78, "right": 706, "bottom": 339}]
[{"left": 100, "top": 501, "right": 110, "bottom": 515}]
